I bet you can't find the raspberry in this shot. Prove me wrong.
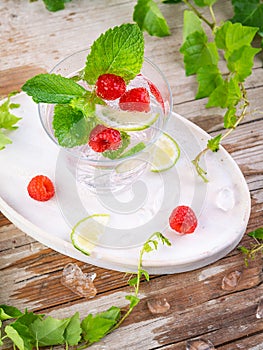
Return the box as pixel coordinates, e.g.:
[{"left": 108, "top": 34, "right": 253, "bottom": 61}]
[
  {"left": 95, "top": 74, "right": 126, "bottom": 100},
  {"left": 88, "top": 124, "right": 121, "bottom": 152},
  {"left": 27, "top": 175, "right": 55, "bottom": 202},
  {"left": 169, "top": 205, "right": 198, "bottom": 234},
  {"left": 119, "top": 87, "right": 150, "bottom": 112},
  {"left": 147, "top": 79, "right": 165, "bottom": 112}
]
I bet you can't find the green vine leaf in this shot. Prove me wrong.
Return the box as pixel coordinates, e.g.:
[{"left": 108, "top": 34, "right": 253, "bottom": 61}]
[
  {"left": 180, "top": 31, "right": 219, "bottom": 76},
  {"left": 231, "top": 0, "right": 263, "bottom": 35},
  {"left": 133, "top": 0, "right": 170, "bottom": 37},
  {"left": 196, "top": 65, "right": 223, "bottom": 99},
  {"left": 206, "top": 77, "right": 242, "bottom": 108},
  {"left": 223, "top": 107, "right": 237, "bottom": 128},
  {"left": 207, "top": 134, "right": 222, "bottom": 152}
]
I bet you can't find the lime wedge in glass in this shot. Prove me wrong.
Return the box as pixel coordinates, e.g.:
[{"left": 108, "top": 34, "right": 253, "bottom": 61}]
[
  {"left": 96, "top": 105, "right": 159, "bottom": 131},
  {"left": 71, "top": 214, "right": 110, "bottom": 255},
  {"left": 150, "top": 132, "right": 180, "bottom": 172}
]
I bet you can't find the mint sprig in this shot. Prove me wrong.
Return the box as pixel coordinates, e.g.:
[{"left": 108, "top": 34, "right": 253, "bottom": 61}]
[
  {"left": 84, "top": 23, "right": 144, "bottom": 84},
  {"left": 0, "top": 232, "right": 171, "bottom": 349}
]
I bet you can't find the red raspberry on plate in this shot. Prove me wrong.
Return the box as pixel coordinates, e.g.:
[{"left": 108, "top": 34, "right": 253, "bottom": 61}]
[
  {"left": 95, "top": 73, "right": 126, "bottom": 100},
  {"left": 169, "top": 205, "right": 197, "bottom": 234},
  {"left": 119, "top": 87, "right": 150, "bottom": 112},
  {"left": 27, "top": 175, "right": 55, "bottom": 202},
  {"left": 89, "top": 124, "right": 121, "bottom": 153}
]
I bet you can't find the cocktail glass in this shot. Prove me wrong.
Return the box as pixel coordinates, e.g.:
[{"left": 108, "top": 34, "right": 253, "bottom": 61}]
[{"left": 39, "top": 49, "right": 172, "bottom": 193}]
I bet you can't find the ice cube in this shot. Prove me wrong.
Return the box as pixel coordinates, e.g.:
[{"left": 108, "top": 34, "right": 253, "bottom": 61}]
[
  {"left": 186, "top": 338, "right": 216, "bottom": 350},
  {"left": 147, "top": 297, "right": 170, "bottom": 314},
  {"left": 256, "top": 298, "right": 263, "bottom": 319},
  {"left": 221, "top": 270, "right": 242, "bottom": 291},
  {"left": 61, "top": 263, "right": 97, "bottom": 298},
  {"left": 216, "top": 187, "right": 235, "bottom": 211}
]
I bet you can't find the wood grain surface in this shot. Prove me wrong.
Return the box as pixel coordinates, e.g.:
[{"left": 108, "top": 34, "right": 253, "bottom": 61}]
[{"left": 1, "top": 1, "right": 263, "bottom": 349}]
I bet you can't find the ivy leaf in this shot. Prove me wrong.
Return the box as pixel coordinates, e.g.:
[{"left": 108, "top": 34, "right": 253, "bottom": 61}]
[
  {"left": 63, "top": 312, "right": 82, "bottom": 346},
  {"left": 81, "top": 307, "right": 120, "bottom": 345},
  {"left": 5, "top": 325, "right": 25, "bottom": 350},
  {"left": 207, "top": 134, "right": 222, "bottom": 152},
  {"left": 22, "top": 74, "right": 86, "bottom": 104},
  {"left": 248, "top": 227, "right": 263, "bottom": 240},
  {"left": 182, "top": 10, "right": 203, "bottom": 42},
  {"left": 102, "top": 131, "right": 130, "bottom": 159},
  {"left": 133, "top": 0, "right": 170, "bottom": 37},
  {"left": 0, "top": 305, "right": 23, "bottom": 320},
  {"left": 42, "top": 0, "right": 72, "bottom": 12},
  {"left": 227, "top": 45, "right": 261, "bottom": 82},
  {"left": 84, "top": 24, "right": 144, "bottom": 84},
  {"left": 224, "top": 107, "right": 237, "bottom": 128},
  {"left": 53, "top": 104, "right": 95, "bottom": 147},
  {"left": 29, "top": 316, "right": 69, "bottom": 347},
  {"left": 206, "top": 77, "right": 242, "bottom": 108},
  {"left": 193, "top": 0, "right": 217, "bottom": 6},
  {"left": 180, "top": 31, "right": 219, "bottom": 76},
  {"left": 231, "top": 0, "right": 263, "bottom": 34},
  {"left": 125, "top": 295, "right": 140, "bottom": 308},
  {"left": 215, "top": 21, "right": 258, "bottom": 56},
  {"left": 196, "top": 65, "right": 223, "bottom": 99}
]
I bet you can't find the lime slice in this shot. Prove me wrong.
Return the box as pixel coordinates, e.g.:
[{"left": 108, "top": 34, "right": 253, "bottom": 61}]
[
  {"left": 96, "top": 105, "right": 159, "bottom": 131},
  {"left": 150, "top": 132, "right": 180, "bottom": 172},
  {"left": 71, "top": 214, "right": 110, "bottom": 255}
]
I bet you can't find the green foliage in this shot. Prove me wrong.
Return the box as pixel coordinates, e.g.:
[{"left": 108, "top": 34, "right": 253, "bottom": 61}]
[
  {"left": 84, "top": 24, "right": 144, "bottom": 84},
  {"left": 42, "top": 0, "right": 71, "bottom": 11},
  {"left": 21, "top": 74, "right": 86, "bottom": 104},
  {"left": 248, "top": 227, "right": 263, "bottom": 240},
  {"left": 133, "top": 0, "right": 170, "bottom": 37},
  {"left": 0, "top": 94, "right": 21, "bottom": 150},
  {"left": 0, "top": 305, "right": 23, "bottom": 320},
  {"left": 239, "top": 227, "right": 263, "bottom": 266},
  {"left": 207, "top": 134, "right": 222, "bottom": 152},
  {"left": 52, "top": 104, "right": 95, "bottom": 147}
]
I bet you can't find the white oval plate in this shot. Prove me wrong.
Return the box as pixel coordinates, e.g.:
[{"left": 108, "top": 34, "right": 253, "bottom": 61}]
[{"left": 0, "top": 93, "right": 250, "bottom": 274}]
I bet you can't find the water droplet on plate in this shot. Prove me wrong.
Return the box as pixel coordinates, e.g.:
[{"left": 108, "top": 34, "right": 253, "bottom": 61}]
[
  {"left": 186, "top": 338, "right": 216, "bottom": 350},
  {"left": 147, "top": 297, "right": 170, "bottom": 314},
  {"left": 221, "top": 270, "right": 242, "bottom": 291},
  {"left": 61, "top": 263, "right": 97, "bottom": 298},
  {"left": 216, "top": 187, "right": 235, "bottom": 211},
  {"left": 256, "top": 298, "right": 263, "bottom": 319}
]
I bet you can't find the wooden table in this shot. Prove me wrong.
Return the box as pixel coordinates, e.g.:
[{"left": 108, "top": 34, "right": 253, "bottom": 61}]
[{"left": 1, "top": 1, "right": 263, "bottom": 349}]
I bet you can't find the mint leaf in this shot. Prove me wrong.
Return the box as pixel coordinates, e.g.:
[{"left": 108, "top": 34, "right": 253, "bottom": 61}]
[
  {"left": 53, "top": 104, "right": 95, "bottom": 147},
  {"left": 133, "top": 0, "right": 170, "bottom": 37},
  {"left": 224, "top": 107, "right": 237, "bottom": 128},
  {"left": 81, "top": 306, "right": 120, "bottom": 345},
  {"left": 206, "top": 77, "right": 242, "bottom": 108},
  {"left": 227, "top": 45, "right": 261, "bottom": 82},
  {"left": 183, "top": 10, "right": 203, "bottom": 42},
  {"left": 196, "top": 65, "right": 223, "bottom": 99},
  {"left": 180, "top": 31, "right": 219, "bottom": 76},
  {"left": 193, "top": 0, "right": 217, "bottom": 6},
  {"left": 248, "top": 227, "right": 263, "bottom": 240},
  {"left": 63, "top": 312, "right": 81, "bottom": 346},
  {"left": 42, "top": 0, "right": 71, "bottom": 11},
  {"left": 84, "top": 24, "right": 144, "bottom": 85},
  {"left": 70, "top": 93, "right": 106, "bottom": 117},
  {"left": 119, "top": 141, "right": 146, "bottom": 158},
  {"left": 5, "top": 325, "right": 25, "bottom": 350},
  {"left": 29, "top": 316, "right": 69, "bottom": 346},
  {"left": 22, "top": 74, "right": 86, "bottom": 104},
  {"left": 207, "top": 134, "right": 222, "bottom": 152},
  {"left": 231, "top": 0, "right": 263, "bottom": 34},
  {"left": 102, "top": 131, "right": 130, "bottom": 159},
  {"left": 215, "top": 21, "right": 258, "bottom": 56}
]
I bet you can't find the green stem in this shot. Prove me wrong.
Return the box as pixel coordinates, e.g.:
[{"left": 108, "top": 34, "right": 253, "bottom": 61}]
[
  {"left": 183, "top": 0, "right": 214, "bottom": 29},
  {"left": 209, "top": 5, "right": 217, "bottom": 30}
]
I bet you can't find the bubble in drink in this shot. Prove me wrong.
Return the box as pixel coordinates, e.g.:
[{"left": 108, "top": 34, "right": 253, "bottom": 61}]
[
  {"left": 61, "top": 263, "right": 97, "bottom": 298},
  {"left": 186, "top": 338, "right": 216, "bottom": 350},
  {"left": 221, "top": 270, "right": 242, "bottom": 291},
  {"left": 147, "top": 297, "right": 170, "bottom": 314}
]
